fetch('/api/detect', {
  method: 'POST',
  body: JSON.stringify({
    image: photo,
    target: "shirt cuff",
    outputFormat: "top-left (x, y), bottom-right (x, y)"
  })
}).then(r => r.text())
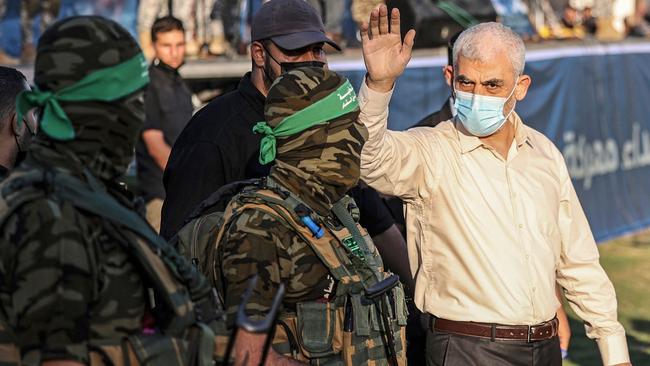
top-left (358, 77), bottom-right (394, 116)
top-left (596, 332), bottom-right (630, 365)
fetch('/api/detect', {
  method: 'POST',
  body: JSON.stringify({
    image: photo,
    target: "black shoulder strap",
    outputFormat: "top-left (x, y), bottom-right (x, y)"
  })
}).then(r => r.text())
top-left (185, 178), bottom-right (262, 225)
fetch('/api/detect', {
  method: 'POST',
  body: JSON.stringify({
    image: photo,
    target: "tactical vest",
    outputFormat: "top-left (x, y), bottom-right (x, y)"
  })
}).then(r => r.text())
top-left (0, 165), bottom-right (226, 366)
top-left (175, 178), bottom-right (408, 366)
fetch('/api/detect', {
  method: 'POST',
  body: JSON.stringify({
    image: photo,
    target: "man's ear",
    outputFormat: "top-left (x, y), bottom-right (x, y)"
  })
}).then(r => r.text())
top-left (251, 41), bottom-right (266, 68)
top-left (11, 112), bottom-right (24, 137)
top-left (514, 74), bottom-right (531, 101)
top-left (443, 65), bottom-right (454, 88)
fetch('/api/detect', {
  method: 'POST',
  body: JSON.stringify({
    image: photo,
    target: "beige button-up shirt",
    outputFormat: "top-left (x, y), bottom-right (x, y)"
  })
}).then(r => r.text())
top-left (358, 83), bottom-right (629, 365)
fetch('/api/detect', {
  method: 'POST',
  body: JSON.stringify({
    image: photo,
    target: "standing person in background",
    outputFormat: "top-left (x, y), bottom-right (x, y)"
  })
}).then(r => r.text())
top-left (582, 6), bottom-right (598, 34)
top-left (20, 0), bottom-right (60, 63)
top-left (137, 0), bottom-right (195, 59)
top-left (136, 16), bottom-right (193, 233)
top-left (351, 0), bottom-right (384, 28)
top-left (306, 0), bottom-right (346, 49)
top-left (0, 67), bottom-right (36, 179)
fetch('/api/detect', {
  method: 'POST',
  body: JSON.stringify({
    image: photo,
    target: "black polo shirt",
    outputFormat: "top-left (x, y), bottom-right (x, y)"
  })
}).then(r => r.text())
top-left (160, 72), bottom-right (395, 241)
top-left (136, 61), bottom-right (193, 202)
top-left (161, 73), bottom-right (268, 239)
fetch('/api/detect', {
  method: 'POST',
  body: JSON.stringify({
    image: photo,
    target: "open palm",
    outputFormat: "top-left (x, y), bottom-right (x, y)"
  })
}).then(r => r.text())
top-left (361, 5), bottom-right (416, 90)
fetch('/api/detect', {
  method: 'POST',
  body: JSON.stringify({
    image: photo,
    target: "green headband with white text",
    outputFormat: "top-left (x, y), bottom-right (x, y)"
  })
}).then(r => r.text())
top-left (253, 79), bottom-right (359, 164)
top-left (16, 53), bottom-right (149, 140)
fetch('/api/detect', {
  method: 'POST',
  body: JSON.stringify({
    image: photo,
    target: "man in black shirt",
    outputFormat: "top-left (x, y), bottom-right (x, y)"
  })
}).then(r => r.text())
top-left (161, 1), bottom-right (336, 240)
top-left (136, 16), bottom-right (194, 232)
top-left (162, 0), bottom-right (412, 288)
top-left (0, 67), bottom-right (36, 180)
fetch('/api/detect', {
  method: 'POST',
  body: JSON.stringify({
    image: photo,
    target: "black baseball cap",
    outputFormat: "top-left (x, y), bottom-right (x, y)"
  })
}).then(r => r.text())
top-left (251, 0), bottom-right (341, 51)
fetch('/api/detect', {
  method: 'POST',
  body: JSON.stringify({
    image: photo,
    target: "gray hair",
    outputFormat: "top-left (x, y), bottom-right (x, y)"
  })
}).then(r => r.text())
top-left (452, 22), bottom-right (526, 77)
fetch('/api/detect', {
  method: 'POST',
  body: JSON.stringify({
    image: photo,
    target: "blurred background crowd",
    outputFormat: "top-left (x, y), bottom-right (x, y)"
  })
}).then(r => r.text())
top-left (1, 0), bottom-right (650, 66)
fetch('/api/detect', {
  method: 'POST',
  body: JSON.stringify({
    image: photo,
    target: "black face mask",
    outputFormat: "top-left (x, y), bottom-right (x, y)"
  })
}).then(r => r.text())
top-left (14, 150), bottom-right (27, 166)
top-left (263, 45), bottom-right (325, 83)
top-left (280, 60), bottom-right (325, 74)
top-left (13, 134), bottom-right (28, 166)
top-left (13, 111), bottom-right (37, 166)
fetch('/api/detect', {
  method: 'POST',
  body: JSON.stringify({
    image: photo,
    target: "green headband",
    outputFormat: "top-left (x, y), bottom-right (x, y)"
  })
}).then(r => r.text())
top-left (16, 53), bottom-right (149, 140)
top-left (253, 80), bottom-right (359, 164)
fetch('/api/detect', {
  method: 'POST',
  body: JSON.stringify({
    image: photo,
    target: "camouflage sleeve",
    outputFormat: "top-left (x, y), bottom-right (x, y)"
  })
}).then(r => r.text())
top-left (0, 198), bottom-right (95, 363)
top-left (218, 208), bottom-right (296, 326)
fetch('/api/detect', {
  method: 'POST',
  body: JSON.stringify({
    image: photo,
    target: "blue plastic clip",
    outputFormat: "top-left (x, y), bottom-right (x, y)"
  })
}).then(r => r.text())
top-left (301, 216), bottom-right (324, 238)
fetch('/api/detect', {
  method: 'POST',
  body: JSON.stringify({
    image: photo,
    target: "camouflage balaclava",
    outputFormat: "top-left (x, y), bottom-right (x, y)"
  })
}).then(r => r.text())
top-left (254, 67), bottom-right (368, 216)
top-left (17, 16), bottom-right (148, 181)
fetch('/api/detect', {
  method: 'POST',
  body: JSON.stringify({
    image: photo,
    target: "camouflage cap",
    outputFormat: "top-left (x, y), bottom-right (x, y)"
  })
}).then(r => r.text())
top-left (35, 16), bottom-right (142, 91)
top-left (265, 67), bottom-right (368, 216)
top-left (265, 67), bottom-right (356, 129)
top-left (31, 16), bottom-right (147, 181)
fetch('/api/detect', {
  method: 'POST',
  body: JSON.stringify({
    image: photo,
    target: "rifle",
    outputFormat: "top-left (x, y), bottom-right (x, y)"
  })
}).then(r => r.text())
top-left (364, 274), bottom-right (401, 366)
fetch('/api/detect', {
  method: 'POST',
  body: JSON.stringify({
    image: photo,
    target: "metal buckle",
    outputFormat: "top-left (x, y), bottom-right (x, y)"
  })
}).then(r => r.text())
top-left (526, 325), bottom-right (532, 343)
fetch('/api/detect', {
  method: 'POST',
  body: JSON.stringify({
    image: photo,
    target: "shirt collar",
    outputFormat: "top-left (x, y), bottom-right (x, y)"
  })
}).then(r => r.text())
top-left (455, 111), bottom-right (532, 154)
top-left (152, 58), bottom-right (181, 74)
top-left (238, 72), bottom-right (266, 116)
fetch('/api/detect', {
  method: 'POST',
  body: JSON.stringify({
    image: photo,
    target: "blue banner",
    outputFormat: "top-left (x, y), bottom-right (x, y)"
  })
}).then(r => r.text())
top-left (338, 42), bottom-right (650, 242)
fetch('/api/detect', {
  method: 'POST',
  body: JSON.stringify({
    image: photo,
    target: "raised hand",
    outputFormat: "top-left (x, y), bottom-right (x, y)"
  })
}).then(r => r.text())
top-left (360, 5), bottom-right (416, 92)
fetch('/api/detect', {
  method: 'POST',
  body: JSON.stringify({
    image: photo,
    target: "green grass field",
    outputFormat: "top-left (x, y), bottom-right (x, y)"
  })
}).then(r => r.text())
top-left (563, 233), bottom-right (650, 366)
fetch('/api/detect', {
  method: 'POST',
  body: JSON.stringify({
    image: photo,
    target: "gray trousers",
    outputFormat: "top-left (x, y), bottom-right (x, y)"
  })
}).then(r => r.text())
top-left (426, 329), bottom-right (562, 366)
top-left (305, 0), bottom-right (345, 34)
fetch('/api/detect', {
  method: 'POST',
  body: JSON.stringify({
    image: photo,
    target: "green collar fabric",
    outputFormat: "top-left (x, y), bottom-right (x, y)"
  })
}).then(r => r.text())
top-left (253, 80), bottom-right (359, 164)
top-left (16, 53), bottom-right (149, 140)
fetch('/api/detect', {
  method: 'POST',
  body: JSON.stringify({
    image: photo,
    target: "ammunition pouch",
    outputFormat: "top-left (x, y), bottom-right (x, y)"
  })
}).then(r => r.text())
top-left (271, 285), bottom-right (408, 366)
top-left (88, 323), bottom-right (216, 366)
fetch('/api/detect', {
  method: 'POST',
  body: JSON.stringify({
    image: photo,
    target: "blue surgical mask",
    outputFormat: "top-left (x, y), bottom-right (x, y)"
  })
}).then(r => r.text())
top-left (453, 85), bottom-right (517, 137)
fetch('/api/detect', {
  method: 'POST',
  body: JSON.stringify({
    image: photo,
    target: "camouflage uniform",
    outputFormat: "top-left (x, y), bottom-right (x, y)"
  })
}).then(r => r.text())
top-left (215, 68), bottom-right (407, 365)
top-left (0, 17), bottom-right (220, 365)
